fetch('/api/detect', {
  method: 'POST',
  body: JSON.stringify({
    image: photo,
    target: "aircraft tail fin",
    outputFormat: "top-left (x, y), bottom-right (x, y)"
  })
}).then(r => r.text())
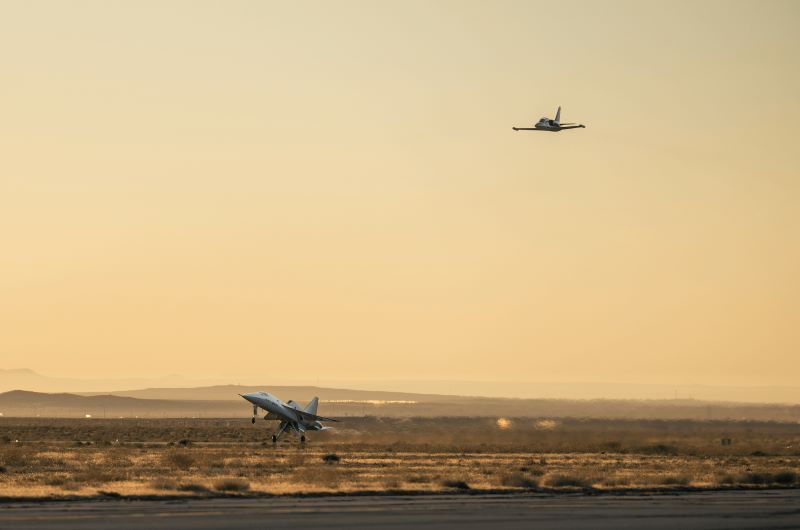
top-left (304, 397), bottom-right (319, 415)
top-left (555, 106), bottom-right (561, 124)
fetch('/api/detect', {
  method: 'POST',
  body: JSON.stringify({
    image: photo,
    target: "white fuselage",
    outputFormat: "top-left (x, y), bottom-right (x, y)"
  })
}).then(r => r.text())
top-left (242, 391), bottom-right (291, 418)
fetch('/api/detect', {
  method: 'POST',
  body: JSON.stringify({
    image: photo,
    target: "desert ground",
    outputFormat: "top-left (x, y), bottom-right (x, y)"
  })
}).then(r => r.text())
top-left (1, 417), bottom-right (798, 499)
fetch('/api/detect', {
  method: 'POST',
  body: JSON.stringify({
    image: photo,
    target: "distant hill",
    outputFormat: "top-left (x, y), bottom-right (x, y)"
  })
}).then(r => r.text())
top-left (0, 390), bottom-right (244, 418)
top-left (80, 385), bottom-right (458, 402)
top-left (4, 369), bottom-right (800, 404)
top-left (2, 390), bottom-right (800, 422)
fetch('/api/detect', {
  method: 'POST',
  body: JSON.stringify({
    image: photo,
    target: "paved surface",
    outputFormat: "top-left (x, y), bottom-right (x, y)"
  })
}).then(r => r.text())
top-left (1, 490), bottom-right (799, 529)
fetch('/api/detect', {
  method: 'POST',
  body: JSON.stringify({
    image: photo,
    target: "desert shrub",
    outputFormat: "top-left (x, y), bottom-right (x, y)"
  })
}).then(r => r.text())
top-left (322, 453), bottom-right (340, 464)
top-left (545, 474), bottom-right (592, 488)
top-left (658, 474), bottom-right (691, 486)
top-left (178, 482), bottom-right (210, 493)
top-left (177, 439), bottom-right (192, 447)
top-left (98, 490), bottom-right (121, 498)
top-left (738, 472), bottom-right (771, 484)
top-left (735, 471), bottom-right (798, 485)
top-left (527, 465), bottom-right (546, 476)
top-left (212, 478), bottom-right (250, 492)
top-left (773, 471), bottom-right (797, 485)
top-left (500, 473), bottom-right (538, 488)
top-left (441, 479), bottom-right (470, 490)
top-left (716, 473), bottom-right (737, 485)
top-left (750, 450), bottom-right (768, 457)
top-left (0, 465), bottom-right (6, 473)
top-left (405, 475), bottom-right (430, 484)
top-left (639, 444), bottom-right (678, 456)
top-left (162, 450), bottom-right (195, 470)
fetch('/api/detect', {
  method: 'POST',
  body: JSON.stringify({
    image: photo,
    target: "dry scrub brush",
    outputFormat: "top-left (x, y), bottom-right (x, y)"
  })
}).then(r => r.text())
top-left (212, 478), bottom-right (250, 492)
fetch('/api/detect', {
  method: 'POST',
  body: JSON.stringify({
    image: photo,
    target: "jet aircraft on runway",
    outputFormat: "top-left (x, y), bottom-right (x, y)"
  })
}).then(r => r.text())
top-left (240, 391), bottom-right (338, 443)
top-left (512, 106), bottom-right (585, 132)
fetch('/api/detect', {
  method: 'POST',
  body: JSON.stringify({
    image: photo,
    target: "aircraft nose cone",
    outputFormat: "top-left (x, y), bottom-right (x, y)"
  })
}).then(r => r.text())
top-left (240, 393), bottom-right (257, 404)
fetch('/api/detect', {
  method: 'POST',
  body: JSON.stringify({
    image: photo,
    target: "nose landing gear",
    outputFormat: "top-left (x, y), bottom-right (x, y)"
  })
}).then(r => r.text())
top-left (251, 404), bottom-right (257, 424)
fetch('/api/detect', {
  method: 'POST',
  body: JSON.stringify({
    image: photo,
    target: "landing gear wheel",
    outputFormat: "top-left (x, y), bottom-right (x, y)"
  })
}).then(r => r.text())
top-left (300, 435), bottom-right (306, 443)
top-left (251, 417), bottom-right (256, 424)
top-left (271, 434), bottom-right (277, 444)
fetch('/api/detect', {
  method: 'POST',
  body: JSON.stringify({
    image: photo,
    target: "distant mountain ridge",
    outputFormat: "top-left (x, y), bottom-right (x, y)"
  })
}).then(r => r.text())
top-left (79, 385), bottom-right (458, 402)
top-left (2, 389), bottom-right (800, 422)
top-left (3, 369), bottom-right (800, 404)
top-left (0, 390), bottom-right (243, 418)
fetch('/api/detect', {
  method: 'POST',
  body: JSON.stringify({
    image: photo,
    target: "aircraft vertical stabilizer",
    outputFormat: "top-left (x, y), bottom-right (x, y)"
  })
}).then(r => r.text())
top-left (304, 397), bottom-right (319, 415)
top-left (555, 106), bottom-right (561, 124)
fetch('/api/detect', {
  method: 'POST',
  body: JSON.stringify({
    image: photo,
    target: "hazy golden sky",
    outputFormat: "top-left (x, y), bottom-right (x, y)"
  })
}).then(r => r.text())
top-left (1, 1), bottom-right (798, 386)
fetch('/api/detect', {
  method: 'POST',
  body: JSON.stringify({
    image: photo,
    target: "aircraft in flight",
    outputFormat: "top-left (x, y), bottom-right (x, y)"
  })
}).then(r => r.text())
top-left (240, 391), bottom-right (338, 443)
top-left (512, 106), bottom-right (586, 132)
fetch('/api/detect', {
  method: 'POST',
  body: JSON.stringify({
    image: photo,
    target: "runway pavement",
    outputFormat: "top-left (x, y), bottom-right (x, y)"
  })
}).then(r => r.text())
top-left (1, 490), bottom-right (798, 529)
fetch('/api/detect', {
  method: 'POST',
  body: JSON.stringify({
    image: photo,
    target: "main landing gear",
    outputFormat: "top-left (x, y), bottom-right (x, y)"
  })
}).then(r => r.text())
top-left (271, 434), bottom-right (277, 444)
top-left (300, 435), bottom-right (306, 443)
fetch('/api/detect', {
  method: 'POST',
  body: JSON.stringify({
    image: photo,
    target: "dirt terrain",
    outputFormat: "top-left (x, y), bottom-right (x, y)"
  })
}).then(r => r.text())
top-left (0, 417), bottom-right (798, 498)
